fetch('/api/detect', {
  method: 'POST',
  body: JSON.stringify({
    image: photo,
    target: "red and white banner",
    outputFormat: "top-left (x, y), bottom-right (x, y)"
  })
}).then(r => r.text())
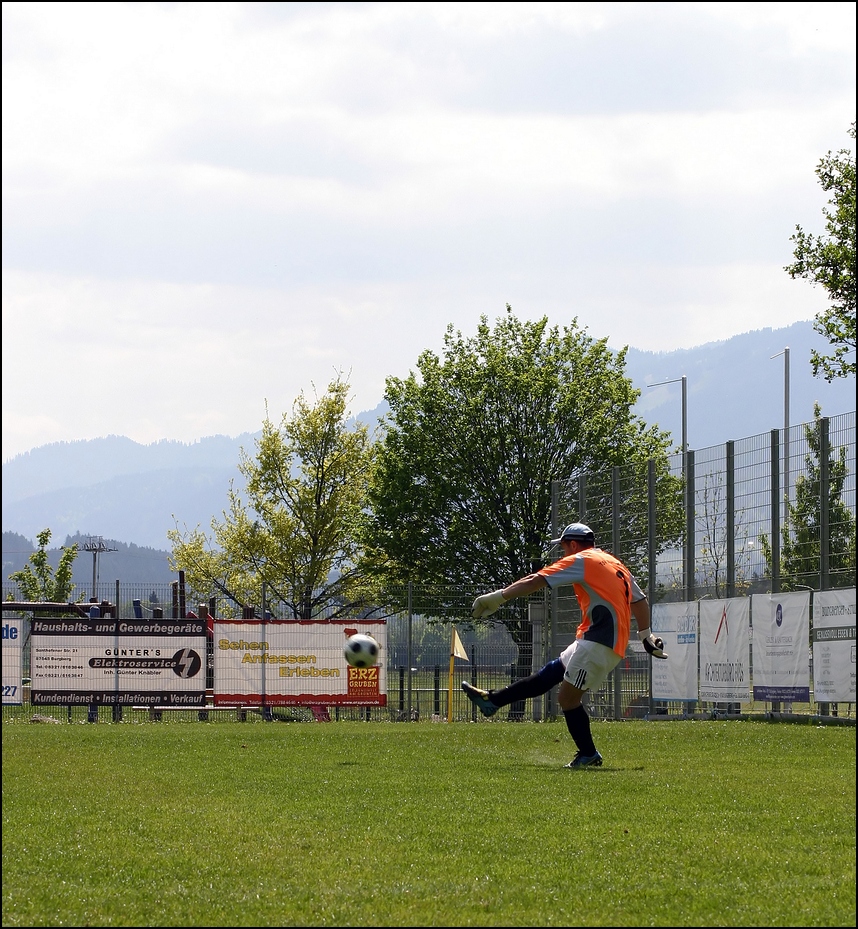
top-left (699, 598), bottom-right (750, 702)
top-left (213, 618), bottom-right (387, 707)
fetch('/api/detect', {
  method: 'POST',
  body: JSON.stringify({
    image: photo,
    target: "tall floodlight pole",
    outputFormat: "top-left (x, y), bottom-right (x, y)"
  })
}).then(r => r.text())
top-left (82, 536), bottom-right (117, 600)
top-left (771, 348), bottom-right (790, 511)
top-left (647, 376), bottom-right (689, 593)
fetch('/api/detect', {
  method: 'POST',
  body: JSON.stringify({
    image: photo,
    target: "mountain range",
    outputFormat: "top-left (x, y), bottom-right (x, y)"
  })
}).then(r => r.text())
top-left (3, 319), bottom-right (855, 586)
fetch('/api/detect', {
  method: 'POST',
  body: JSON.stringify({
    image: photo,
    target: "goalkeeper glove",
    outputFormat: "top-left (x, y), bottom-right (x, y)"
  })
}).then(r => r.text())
top-left (472, 589), bottom-right (507, 619)
top-left (638, 628), bottom-right (668, 659)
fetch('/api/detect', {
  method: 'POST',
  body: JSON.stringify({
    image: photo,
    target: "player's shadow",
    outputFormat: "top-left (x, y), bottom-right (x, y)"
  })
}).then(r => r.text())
top-left (559, 765), bottom-right (646, 772)
top-left (528, 762), bottom-right (646, 772)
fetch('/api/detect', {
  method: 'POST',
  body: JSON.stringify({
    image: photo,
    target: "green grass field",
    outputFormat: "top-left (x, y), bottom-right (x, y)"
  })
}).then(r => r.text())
top-left (2, 719), bottom-right (855, 927)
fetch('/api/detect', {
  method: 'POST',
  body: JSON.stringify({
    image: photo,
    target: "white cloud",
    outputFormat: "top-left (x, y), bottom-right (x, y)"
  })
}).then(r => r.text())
top-left (2, 0), bottom-right (855, 460)
top-left (692, 1), bottom-right (857, 54)
top-left (1, 256), bottom-right (821, 458)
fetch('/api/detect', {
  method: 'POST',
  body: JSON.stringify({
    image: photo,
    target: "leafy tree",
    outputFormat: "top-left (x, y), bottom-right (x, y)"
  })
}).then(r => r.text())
top-left (169, 375), bottom-right (380, 618)
top-left (7, 528), bottom-right (79, 602)
top-left (760, 405), bottom-right (856, 590)
top-left (785, 122), bottom-right (856, 381)
top-left (360, 307), bottom-right (682, 681)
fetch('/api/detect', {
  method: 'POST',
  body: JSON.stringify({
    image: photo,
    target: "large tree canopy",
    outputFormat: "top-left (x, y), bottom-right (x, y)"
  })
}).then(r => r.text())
top-left (360, 308), bottom-right (680, 607)
top-left (169, 375), bottom-right (379, 618)
top-left (785, 122), bottom-right (856, 381)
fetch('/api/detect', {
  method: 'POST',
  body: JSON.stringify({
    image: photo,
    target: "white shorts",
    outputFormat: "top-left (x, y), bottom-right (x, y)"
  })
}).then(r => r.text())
top-left (559, 639), bottom-right (622, 693)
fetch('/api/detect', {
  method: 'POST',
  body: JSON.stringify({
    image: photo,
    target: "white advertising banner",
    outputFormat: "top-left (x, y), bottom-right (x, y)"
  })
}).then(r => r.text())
top-left (699, 598), bottom-right (750, 702)
top-left (751, 591), bottom-right (811, 702)
top-left (651, 602), bottom-right (698, 702)
top-left (214, 619), bottom-right (387, 707)
top-left (812, 588), bottom-right (856, 703)
top-left (29, 616), bottom-right (207, 707)
top-left (2, 614), bottom-right (25, 705)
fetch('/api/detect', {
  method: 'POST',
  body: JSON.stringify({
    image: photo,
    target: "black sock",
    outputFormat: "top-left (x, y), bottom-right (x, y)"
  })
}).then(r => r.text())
top-left (563, 705), bottom-right (596, 756)
top-left (489, 677), bottom-right (541, 708)
top-left (488, 661), bottom-right (565, 708)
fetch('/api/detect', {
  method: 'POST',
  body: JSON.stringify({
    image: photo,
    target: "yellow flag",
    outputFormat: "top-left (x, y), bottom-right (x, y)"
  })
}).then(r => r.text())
top-left (451, 627), bottom-right (469, 661)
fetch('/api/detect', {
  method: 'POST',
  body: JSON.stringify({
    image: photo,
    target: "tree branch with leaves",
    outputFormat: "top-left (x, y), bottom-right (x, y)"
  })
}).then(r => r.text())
top-left (785, 122), bottom-right (856, 381)
top-left (7, 528), bottom-right (79, 603)
top-left (169, 374), bottom-right (382, 618)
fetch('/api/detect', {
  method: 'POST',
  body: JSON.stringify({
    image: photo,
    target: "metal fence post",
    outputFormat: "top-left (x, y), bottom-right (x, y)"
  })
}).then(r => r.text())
top-left (685, 450), bottom-right (696, 601)
top-left (771, 429), bottom-right (781, 595)
top-left (407, 581), bottom-right (413, 721)
top-left (685, 450), bottom-right (696, 714)
top-left (769, 430), bottom-right (782, 713)
top-left (726, 440), bottom-right (735, 599)
top-left (113, 579), bottom-right (122, 723)
top-left (549, 479), bottom-right (561, 720)
top-left (612, 465), bottom-right (622, 719)
top-left (820, 416), bottom-right (830, 590)
top-left (529, 601), bottom-right (544, 721)
top-left (647, 459), bottom-right (657, 715)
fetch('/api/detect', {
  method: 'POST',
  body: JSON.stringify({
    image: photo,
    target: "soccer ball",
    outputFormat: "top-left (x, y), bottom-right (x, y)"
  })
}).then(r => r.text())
top-left (343, 633), bottom-right (380, 668)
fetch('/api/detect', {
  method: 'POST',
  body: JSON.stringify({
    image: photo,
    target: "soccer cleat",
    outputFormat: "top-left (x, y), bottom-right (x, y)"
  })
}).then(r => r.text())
top-left (461, 681), bottom-right (498, 717)
top-left (564, 751), bottom-right (603, 768)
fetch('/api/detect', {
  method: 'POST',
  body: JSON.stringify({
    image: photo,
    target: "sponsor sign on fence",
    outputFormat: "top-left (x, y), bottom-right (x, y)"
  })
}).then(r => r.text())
top-left (29, 617), bottom-right (207, 707)
top-left (213, 619), bottom-right (387, 707)
top-left (812, 589), bottom-right (856, 703)
top-left (751, 592), bottom-right (811, 702)
top-left (699, 598), bottom-right (750, 702)
top-left (652, 602), bottom-right (698, 702)
top-left (2, 616), bottom-right (24, 705)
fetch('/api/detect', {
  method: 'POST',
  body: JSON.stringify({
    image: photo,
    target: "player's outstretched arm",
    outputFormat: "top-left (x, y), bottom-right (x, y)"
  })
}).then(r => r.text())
top-left (471, 574), bottom-right (547, 619)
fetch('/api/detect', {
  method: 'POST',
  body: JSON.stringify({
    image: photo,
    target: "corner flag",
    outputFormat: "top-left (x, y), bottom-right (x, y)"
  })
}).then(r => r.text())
top-left (451, 627), bottom-right (469, 662)
top-left (447, 627), bottom-right (469, 722)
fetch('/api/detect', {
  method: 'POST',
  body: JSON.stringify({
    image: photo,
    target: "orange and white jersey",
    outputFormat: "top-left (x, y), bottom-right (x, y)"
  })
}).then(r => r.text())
top-left (538, 548), bottom-right (645, 657)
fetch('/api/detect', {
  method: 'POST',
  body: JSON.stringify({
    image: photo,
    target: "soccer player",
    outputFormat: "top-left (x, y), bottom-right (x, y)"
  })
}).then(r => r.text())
top-left (464, 522), bottom-right (667, 768)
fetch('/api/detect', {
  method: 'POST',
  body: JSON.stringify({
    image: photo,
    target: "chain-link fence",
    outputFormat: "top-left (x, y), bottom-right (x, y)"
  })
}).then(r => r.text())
top-left (3, 412), bottom-right (854, 725)
top-left (552, 411), bottom-right (856, 599)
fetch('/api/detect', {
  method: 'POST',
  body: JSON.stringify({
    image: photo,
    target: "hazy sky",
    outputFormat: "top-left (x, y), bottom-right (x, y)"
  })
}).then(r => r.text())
top-left (3, 2), bottom-right (855, 461)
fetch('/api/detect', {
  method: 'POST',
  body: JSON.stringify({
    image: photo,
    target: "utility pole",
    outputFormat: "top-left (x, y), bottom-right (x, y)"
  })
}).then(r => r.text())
top-left (82, 536), bottom-right (117, 600)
